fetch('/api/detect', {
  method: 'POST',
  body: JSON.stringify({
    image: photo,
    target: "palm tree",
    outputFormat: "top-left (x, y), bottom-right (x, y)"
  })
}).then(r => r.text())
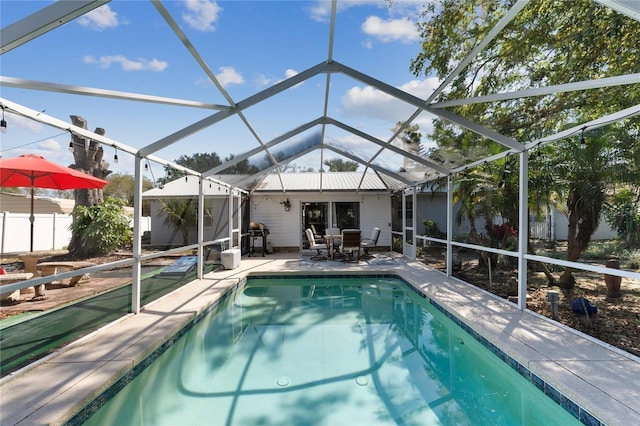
top-left (547, 128), bottom-right (631, 289)
top-left (159, 199), bottom-right (197, 246)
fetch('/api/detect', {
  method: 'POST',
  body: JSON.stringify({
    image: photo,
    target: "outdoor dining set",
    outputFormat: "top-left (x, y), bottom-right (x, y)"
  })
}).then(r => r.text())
top-left (305, 226), bottom-right (380, 262)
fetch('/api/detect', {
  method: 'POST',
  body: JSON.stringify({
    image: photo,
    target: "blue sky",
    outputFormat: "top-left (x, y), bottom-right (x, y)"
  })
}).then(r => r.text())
top-left (0, 0), bottom-right (439, 176)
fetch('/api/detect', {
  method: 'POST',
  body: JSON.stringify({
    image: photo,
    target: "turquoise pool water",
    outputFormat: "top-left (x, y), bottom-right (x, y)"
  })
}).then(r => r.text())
top-left (81, 276), bottom-right (582, 425)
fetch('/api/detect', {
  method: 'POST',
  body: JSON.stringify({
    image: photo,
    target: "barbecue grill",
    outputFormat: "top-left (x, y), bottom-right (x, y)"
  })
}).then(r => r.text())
top-left (248, 222), bottom-right (270, 256)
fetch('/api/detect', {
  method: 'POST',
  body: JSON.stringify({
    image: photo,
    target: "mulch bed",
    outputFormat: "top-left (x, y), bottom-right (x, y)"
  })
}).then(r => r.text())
top-left (419, 249), bottom-right (640, 358)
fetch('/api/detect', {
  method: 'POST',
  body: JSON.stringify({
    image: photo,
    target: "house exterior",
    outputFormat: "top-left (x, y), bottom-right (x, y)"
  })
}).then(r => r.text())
top-left (141, 176), bottom-right (234, 248)
top-left (142, 172), bottom-right (400, 252)
top-left (141, 172), bottom-right (618, 254)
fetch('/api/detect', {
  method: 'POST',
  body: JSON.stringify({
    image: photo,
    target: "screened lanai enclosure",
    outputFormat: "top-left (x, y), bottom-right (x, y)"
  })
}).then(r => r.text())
top-left (1, 0), bottom-right (639, 336)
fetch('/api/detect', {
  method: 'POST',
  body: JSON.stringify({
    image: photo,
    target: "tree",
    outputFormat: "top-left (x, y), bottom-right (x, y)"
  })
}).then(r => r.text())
top-left (546, 127), bottom-right (638, 287)
top-left (220, 154), bottom-right (259, 174)
top-left (174, 152), bottom-right (222, 173)
top-left (161, 152), bottom-right (222, 185)
top-left (68, 115), bottom-right (112, 255)
top-left (69, 115), bottom-right (111, 204)
top-left (163, 152), bottom-right (259, 184)
top-left (393, 121), bottom-right (423, 172)
top-left (410, 0), bottom-right (640, 286)
top-left (323, 158), bottom-right (358, 172)
top-left (280, 163), bottom-right (314, 173)
top-left (604, 189), bottom-right (640, 248)
top-left (104, 173), bottom-right (154, 206)
top-left (159, 199), bottom-right (198, 246)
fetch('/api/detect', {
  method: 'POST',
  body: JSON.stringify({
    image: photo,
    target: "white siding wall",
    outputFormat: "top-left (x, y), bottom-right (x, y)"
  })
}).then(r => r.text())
top-left (249, 193), bottom-right (391, 250)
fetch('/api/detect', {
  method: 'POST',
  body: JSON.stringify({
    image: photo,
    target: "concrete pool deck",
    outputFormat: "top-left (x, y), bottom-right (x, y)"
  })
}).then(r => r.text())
top-left (1, 253), bottom-right (638, 425)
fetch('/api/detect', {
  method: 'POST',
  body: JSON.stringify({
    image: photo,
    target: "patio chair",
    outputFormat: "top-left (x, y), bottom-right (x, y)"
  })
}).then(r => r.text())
top-left (340, 229), bottom-right (362, 262)
top-left (310, 224), bottom-right (324, 243)
top-left (305, 228), bottom-right (327, 260)
top-left (360, 227), bottom-right (380, 259)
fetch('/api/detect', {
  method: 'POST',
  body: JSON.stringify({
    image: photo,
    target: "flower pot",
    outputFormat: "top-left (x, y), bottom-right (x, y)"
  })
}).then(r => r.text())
top-left (604, 259), bottom-right (622, 302)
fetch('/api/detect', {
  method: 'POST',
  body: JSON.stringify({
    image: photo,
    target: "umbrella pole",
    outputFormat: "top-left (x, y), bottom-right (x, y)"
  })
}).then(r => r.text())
top-left (30, 185), bottom-right (35, 252)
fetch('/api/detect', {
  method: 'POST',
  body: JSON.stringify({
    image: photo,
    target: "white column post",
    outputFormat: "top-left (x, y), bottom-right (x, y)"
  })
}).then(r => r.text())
top-left (236, 190), bottom-right (242, 254)
top-left (197, 178), bottom-right (204, 280)
top-left (228, 188), bottom-right (233, 248)
top-left (412, 186), bottom-right (417, 260)
top-left (52, 212), bottom-right (57, 249)
top-left (517, 151), bottom-right (529, 310)
top-left (447, 175), bottom-right (453, 277)
top-left (131, 156), bottom-right (143, 314)
top-left (402, 190), bottom-right (406, 254)
top-left (1, 212), bottom-right (7, 253)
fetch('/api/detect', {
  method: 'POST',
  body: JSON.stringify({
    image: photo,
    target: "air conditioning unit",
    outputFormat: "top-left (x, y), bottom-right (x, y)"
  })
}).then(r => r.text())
top-left (221, 249), bottom-right (241, 270)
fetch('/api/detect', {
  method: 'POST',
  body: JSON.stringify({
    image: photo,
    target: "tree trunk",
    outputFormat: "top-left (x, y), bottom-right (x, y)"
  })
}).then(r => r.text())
top-left (468, 215), bottom-right (489, 268)
top-left (559, 188), bottom-right (602, 289)
top-left (559, 207), bottom-right (580, 289)
top-left (68, 115), bottom-right (112, 257)
top-left (528, 240), bottom-right (556, 284)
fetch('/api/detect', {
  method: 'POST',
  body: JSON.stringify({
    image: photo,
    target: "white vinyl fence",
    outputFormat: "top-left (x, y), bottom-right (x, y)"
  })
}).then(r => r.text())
top-left (529, 211), bottom-right (616, 241)
top-left (0, 212), bottom-right (150, 253)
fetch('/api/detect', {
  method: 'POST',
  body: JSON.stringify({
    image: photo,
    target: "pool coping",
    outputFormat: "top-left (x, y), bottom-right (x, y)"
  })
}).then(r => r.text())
top-left (0, 253), bottom-right (638, 425)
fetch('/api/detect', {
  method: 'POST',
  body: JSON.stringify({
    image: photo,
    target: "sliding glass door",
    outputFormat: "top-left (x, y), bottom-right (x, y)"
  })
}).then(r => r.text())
top-left (333, 202), bottom-right (360, 230)
top-left (301, 201), bottom-right (360, 249)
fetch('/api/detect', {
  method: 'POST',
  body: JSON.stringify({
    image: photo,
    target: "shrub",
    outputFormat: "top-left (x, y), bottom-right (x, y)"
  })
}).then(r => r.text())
top-left (603, 189), bottom-right (640, 248)
top-left (423, 220), bottom-right (446, 238)
top-left (70, 196), bottom-right (132, 257)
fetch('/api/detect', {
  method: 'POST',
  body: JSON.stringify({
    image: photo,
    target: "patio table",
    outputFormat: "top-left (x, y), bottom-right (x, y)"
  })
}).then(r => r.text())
top-left (17, 250), bottom-right (69, 296)
top-left (323, 234), bottom-right (342, 260)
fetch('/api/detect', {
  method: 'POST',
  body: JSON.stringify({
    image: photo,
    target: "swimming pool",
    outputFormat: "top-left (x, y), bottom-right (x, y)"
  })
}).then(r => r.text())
top-left (77, 275), bottom-right (584, 425)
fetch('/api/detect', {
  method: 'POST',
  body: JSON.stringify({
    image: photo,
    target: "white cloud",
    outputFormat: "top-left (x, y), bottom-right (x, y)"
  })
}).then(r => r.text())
top-left (77, 5), bottom-right (119, 30)
top-left (182, 0), bottom-right (223, 32)
top-left (361, 16), bottom-right (419, 43)
top-left (341, 78), bottom-right (439, 123)
top-left (39, 138), bottom-right (62, 151)
top-left (255, 74), bottom-right (272, 87)
top-left (285, 69), bottom-right (298, 79)
top-left (307, 1), bottom-right (333, 23)
top-left (398, 79), bottom-right (438, 99)
top-left (255, 69), bottom-right (301, 88)
top-left (7, 113), bottom-right (44, 132)
top-left (83, 55), bottom-right (168, 72)
top-left (308, 0), bottom-right (385, 23)
top-left (216, 66), bottom-right (244, 85)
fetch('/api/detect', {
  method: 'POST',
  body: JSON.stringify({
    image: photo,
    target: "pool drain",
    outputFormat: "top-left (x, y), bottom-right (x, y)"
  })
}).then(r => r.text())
top-left (275, 376), bottom-right (291, 387)
top-left (355, 376), bottom-right (369, 386)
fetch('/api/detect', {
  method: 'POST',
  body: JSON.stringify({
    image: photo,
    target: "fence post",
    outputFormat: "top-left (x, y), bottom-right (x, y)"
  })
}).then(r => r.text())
top-left (52, 212), bottom-right (57, 250)
top-left (1, 212), bottom-right (7, 254)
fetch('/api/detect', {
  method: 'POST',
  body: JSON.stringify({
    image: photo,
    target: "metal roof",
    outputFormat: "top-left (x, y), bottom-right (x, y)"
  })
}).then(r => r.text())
top-left (253, 171), bottom-right (404, 192)
top-left (2, 0), bottom-right (639, 194)
top-left (142, 175), bottom-right (229, 199)
top-left (142, 171), bottom-right (403, 197)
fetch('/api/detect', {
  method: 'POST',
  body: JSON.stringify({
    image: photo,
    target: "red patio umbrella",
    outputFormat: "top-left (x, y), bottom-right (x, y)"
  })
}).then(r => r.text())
top-left (0, 154), bottom-right (109, 251)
